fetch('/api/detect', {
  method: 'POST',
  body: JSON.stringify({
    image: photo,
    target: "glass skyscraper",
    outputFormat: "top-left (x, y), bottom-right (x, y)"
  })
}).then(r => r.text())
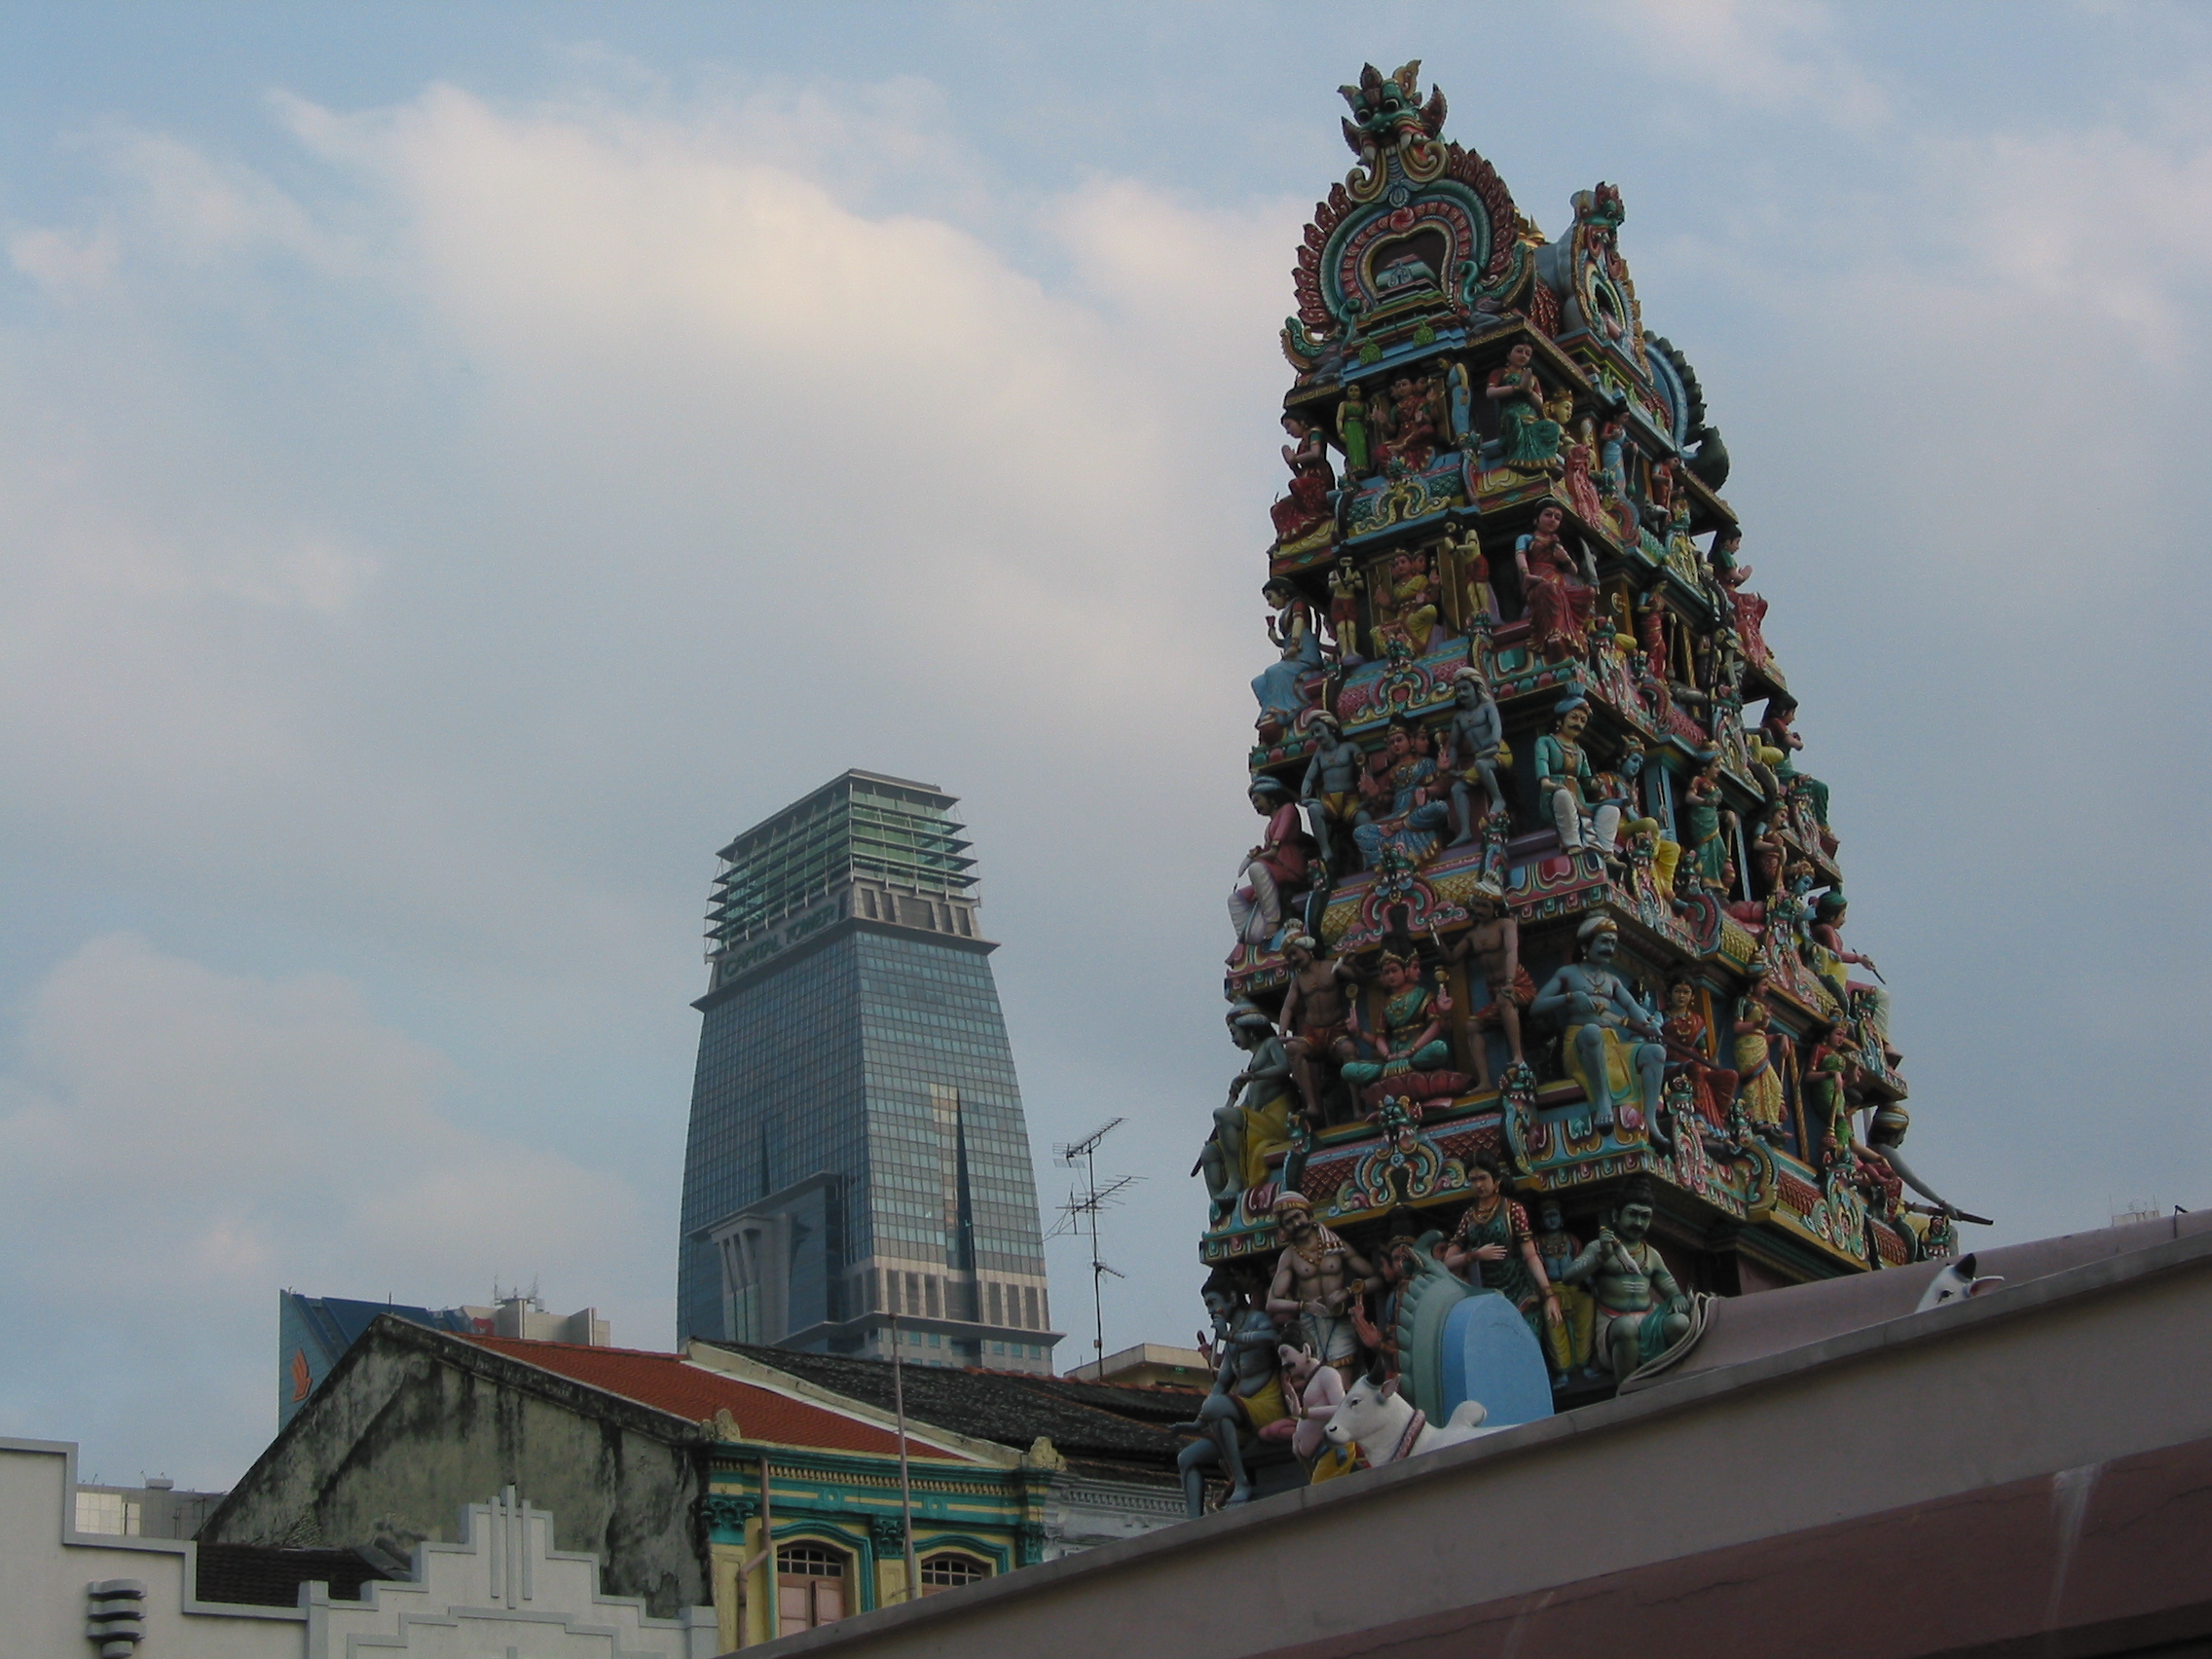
top-left (676, 771), bottom-right (1059, 1372)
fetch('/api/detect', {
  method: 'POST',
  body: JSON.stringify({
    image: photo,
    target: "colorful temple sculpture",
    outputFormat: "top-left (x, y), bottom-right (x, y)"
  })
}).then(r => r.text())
top-left (1194, 61), bottom-right (1979, 1507)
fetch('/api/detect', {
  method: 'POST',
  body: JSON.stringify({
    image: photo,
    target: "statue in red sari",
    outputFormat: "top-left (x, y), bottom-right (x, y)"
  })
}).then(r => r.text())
top-left (1513, 501), bottom-right (1598, 663)
top-left (1564, 441), bottom-right (1606, 530)
top-left (1726, 569), bottom-right (1774, 673)
top-left (1660, 980), bottom-right (1738, 1132)
top-left (1271, 414), bottom-right (1337, 546)
top-left (1378, 371), bottom-right (1444, 470)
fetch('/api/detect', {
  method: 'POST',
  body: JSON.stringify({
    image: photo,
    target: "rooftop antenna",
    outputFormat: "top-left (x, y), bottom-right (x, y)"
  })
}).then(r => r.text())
top-left (1048, 1118), bottom-right (1139, 1372)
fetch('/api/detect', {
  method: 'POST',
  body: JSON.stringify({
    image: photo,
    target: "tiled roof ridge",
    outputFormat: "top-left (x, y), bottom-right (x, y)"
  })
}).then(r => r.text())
top-left (695, 1342), bottom-right (1199, 1397)
top-left (967, 1364), bottom-right (1205, 1396)
top-left (1013, 1373), bottom-right (1207, 1397)
top-left (697, 1344), bottom-right (1192, 1464)
top-left (471, 1335), bottom-right (675, 1361)
top-left (461, 1335), bottom-right (970, 1462)
top-left (983, 1382), bottom-right (1200, 1444)
top-left (680, 1345), bottom-right (1022, 1468)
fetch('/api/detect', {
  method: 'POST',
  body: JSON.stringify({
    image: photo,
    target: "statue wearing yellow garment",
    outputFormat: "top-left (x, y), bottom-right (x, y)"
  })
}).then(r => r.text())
top-left (1530, 914), bottom-right (1669, 1140)
top-left (1199, 1004), bottom-right (1297, 1227)
top-left (1533, 1199), bottom-right (1598, 1380)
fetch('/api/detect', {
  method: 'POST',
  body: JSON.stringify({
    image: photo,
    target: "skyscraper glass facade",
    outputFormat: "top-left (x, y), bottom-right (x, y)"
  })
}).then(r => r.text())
top-left (677, 772), bottom-right (1057, 1370)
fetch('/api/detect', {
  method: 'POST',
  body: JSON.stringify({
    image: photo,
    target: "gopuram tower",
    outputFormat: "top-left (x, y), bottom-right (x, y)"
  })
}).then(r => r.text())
top-left (1203, 63), bottom-right (1969, 1421)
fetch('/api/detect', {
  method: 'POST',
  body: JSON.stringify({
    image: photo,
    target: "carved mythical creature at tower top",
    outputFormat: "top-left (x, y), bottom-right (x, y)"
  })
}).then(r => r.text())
top-left (1338, 61), bottom-right (1449, 200)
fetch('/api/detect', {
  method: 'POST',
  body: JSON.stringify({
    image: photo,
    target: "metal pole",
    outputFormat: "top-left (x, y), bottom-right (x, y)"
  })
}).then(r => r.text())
top-left (757, 1450), bottom-right (774, 1640)
top-left (891, 1312), bottom-right (919, 1602)
top-left (1088, 1143), bottom-right (1106, 1363)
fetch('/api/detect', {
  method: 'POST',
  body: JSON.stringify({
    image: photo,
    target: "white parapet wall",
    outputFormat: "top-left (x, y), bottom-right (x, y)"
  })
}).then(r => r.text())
top-left (0, 1440), bottom-right (716, 1659)
top-left (313, 1488), bottom-right (718, 1658)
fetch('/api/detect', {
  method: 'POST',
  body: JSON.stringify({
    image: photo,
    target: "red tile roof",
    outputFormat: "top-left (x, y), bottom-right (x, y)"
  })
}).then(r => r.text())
top-left (464, 1337), bottom-right (972, 1461)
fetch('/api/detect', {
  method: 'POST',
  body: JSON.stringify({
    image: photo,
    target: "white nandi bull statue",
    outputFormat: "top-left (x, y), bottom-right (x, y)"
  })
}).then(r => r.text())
top-left (1915, 1251), bottom-right (2003, 1312)
top-left (1325, 1371), bottom-right (1495, 1468)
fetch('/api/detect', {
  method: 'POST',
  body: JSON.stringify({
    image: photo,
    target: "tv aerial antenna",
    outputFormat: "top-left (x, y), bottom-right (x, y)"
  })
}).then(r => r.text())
top-left (1048, 1118), bottom-right (1140, 1371)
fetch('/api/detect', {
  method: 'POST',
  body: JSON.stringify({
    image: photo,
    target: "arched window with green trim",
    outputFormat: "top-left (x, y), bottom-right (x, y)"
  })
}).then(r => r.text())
top-left (776, 1540), bottom-right (849, 1635)
top-left (919, 1551), bottom-right (990, 1596)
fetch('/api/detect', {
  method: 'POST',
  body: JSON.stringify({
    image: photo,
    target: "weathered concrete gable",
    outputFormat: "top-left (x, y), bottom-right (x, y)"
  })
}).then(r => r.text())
top-left (203, 1319), bottom-right (710, 1618)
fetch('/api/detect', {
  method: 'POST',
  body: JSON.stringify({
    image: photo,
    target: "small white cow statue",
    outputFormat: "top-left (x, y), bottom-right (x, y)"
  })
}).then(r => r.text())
top-left (1915, 1251), bottom-right (2004, 1312)
top-left (1324, 1373), bottom-right (1493, 1468)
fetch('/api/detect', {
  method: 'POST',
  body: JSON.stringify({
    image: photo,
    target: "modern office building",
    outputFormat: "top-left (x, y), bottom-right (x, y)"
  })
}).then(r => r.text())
top-left (676, 771), bottom-right (1059, 1373)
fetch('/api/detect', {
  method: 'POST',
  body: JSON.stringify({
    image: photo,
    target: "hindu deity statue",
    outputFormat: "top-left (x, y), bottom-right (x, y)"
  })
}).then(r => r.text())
top-left (1443, 523), bottom-right (1496, 628)
top-left (1485, 341), bottom-right (1563, 469)
top-left (1761, 696), bottom-right (1831, 842)
top-left (1559, 1175), bottom-right (1698, 1382)
top-left (1621, 815), bottom-right (1682, 902)
top-left (1708, 526), bottom-right (1749, 589)
top-left (1446, 883), bottom-right (1532, 1090)
top-left (1678, 753), bottom-right (1736, 894)
top-left (1545, 381), bottom-right (1576, 437)
top-left (1379, 370), bottom-right (1446, 470)
top-left (1563, 440), bottom-right (1606, 529)
top-left (1802, 1026), bottom-right (1856, 1166)
top-left (1751, 857), bottom-right (1808, 965)
top-left (1348, 1207), bottom-right (1424, 1383)
top-left (1747, 810), bottom-right (1787, 898)
top-left (1336, 380), bottom-right (1372, 476)
top-left (1228, 777), bottom-right (1312, 947)
top-left (1514, 501), bottom-right (1599, 663)
top-left (1636, 589), bottom-right (1668, 685)
top-left (1530, 915), bottom-right (1667, 1139)
top-left (1373, 547), bottom-right (1450, 656)
top-left (1298, 710), bottom-right (1366, 879)
top-left (1439, 1154), bottom-right (1564, 1346)
top-left (1277, 932), bottom-right (1360, 1126)
top-left (1730, 974), bottom-right (1790, 1142)
top-left (1339, 938), bottom-right (1456, 1104)
top-left (1532, 1200), bottom-right (1596, 1381)
top-left (1596, 418), bottom-right (1637, 542)
top-left (1809, 892), bottom-right (1894, 1063)
top-left (1535, 693), bottom-right (1629, 861)
top-left (1441, 668), bottom-right (1507, 843)
top-left (1660, 980), bottom-right (1738, 1134)
top-left (1271, 413), bottom-right (1337, 546)
top-left (1352, 718), bottom-right (1451, 866)
top-left (1200, 1004), bottom-right (1296, 1226)
top-left (1727, 571), bottom-right (1773, 672)
top-left (1642, 454), bottom-right (1688, 541)
top-left (1174, 1271), bottom-right (1287, 1514)
top-left (1251, 575), bottom-right (1323, 727)
top-left (1265, 1340), bottom-right (1356, 1483)
top-left (1265, 1191), bottom-right (1377, 1382)
top-left (1325, 555), bottom-right (1365, 663)
top-left (1862, 1101), bottom-right (1985, 1229)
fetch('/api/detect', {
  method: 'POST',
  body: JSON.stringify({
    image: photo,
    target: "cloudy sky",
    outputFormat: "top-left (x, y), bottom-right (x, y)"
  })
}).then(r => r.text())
top-left (2, 1), bottom-right (2207, 1488)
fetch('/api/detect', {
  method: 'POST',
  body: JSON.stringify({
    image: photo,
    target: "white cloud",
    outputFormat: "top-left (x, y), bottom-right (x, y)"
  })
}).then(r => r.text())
top-left (0, 936), bottom-right (639, 1482)
top-left (9, 222), bottom-right (118, 289)
top-left (1607, 0), bottom-right (1891, 129)
top-left (1937, 126), bottom-right (2212, 344)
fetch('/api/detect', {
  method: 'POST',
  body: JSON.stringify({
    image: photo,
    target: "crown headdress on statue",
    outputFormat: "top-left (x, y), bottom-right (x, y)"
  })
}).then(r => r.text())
top-left (1375, 932), bottom-right (1421, 973)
